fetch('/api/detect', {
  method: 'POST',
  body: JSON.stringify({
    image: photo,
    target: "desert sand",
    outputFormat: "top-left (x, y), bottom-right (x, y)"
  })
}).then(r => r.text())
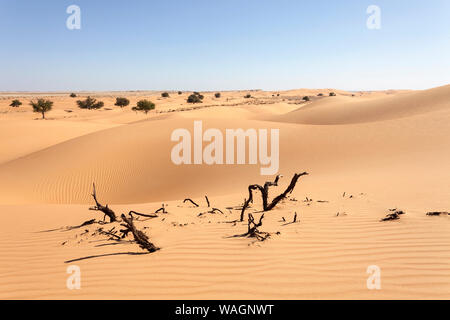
top-left (0, 86), bottom-right (449, 299)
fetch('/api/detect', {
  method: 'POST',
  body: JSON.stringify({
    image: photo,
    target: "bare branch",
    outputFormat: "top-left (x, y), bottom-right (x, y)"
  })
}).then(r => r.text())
top-left (90, 183), bottom-right (117, 222)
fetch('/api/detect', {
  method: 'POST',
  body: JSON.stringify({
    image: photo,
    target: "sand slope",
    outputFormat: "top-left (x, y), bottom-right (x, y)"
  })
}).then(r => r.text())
top-left (271, 85), bottom-right (450, 125)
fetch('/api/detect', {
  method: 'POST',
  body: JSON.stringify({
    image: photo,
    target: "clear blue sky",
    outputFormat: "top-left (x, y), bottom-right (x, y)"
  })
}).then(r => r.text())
top-left (0, 0), bottom-right (449, 91)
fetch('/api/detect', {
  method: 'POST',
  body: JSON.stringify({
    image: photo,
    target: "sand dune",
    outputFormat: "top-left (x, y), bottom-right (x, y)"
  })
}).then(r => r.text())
top-left (271, 85), bottom-right (450, 125)
top-left (0, 86), bottom-right (449, 299)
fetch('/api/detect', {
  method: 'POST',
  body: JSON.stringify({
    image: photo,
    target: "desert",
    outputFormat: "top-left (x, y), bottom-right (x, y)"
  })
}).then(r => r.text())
top-left (0, 86), bottom-right (449, 299)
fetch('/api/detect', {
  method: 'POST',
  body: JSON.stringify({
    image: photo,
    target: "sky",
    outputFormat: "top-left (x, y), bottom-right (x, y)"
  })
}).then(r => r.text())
top-left (0, 0), bottom-right (449, 91)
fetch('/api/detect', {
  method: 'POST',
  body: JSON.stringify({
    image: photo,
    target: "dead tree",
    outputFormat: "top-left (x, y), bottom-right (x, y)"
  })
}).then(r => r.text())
top-left (120, 214), bottom-right (159, 252)
top-left (232, 213), bottom-right (270, 241)
top-left (240, 172), bottom-right (308, 221)
top-left (205, 196), bottom-right (210, 207)
top-left (89, 183), bottom-right (117, 222)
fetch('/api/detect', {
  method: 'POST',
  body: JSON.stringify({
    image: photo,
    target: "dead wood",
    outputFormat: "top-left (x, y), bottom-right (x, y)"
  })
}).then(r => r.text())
top-left (380, 210), bottom-right (405, 222)
top-left (232, 213), bottom-right (270, 241)
top-left (120, 214), bottom-right (159, 252)
top-left (426, 212), bottom-right (449, 216)
top-left (282, 212), bottom-right (300, 226)
top-left (184, 198), bottom-right (199, 207)
top-left (239, 172), bottom-right (308, 221)
top-left (128, 210), bottom-right (158, 219)
top-left (198, 207), bottom-right (224, 217)
top-left (155, 204), bottom-right (167, 214)
top-left (89, 183), bottom-right (117, 222)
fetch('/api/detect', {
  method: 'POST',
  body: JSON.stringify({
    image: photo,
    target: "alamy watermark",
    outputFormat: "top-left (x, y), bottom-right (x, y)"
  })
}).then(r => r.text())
top-left (366, 5), bottom-right (381, 30)
top-left (66, 5), bottom-right (81, 30)
top-left (171, 121), bottom-right (279, 175)
top-left (66, 265), bottom-right (81, 290)
top-left (366, 265), bottom-right (381, 290)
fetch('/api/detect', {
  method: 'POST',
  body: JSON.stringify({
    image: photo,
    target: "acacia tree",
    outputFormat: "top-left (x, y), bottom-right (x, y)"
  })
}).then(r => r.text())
top-left (10, 99), bottom-right (22, 108)
top-left (30, 99), bottom-right (53, 119)
top-left (114, 97), bottom-right (130, 108)
top-left (132, 99), bottom-right (155, 114)
top-left (77, 96), bottom-right (104, 110)
top-left (187, 92), bottom-right (204, 104)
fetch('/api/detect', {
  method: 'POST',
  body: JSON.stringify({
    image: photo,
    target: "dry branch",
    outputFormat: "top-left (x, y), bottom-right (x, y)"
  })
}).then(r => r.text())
top-left (231, 213), bottom-right (270, 241)
top-left (89, 183), bottom-right (117, 222)
top-left (239, 172), bottom-right (308, 221)
top-left (120, 214), bottom-right (159, 252)
top-left (426, 212), bottom-right (449, 216)
top-left (380, 210), bottom-right (405, 222)
top-left (128, 210), bottom-right (158, 219)
top-left (184, 198), bottom-right (199, 207)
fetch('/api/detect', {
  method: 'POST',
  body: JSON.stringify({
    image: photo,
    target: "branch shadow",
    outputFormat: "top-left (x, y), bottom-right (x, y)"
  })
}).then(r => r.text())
top-left (64, 251), bottom-right (151, 264)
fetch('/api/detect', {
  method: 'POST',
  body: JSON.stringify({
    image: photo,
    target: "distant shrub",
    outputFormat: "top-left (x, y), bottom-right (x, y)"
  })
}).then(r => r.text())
top-left (132, 99), bottom-right (155, 114)
top-left (77, 96), bottom-right (104, 110)
top-left (178, 91), bottom-right (183, 95)
top-left (115, 97), bottom-right (130, 108)
top-left (161, 92), bottom-right (170, 98)
top-left (244, 94), bottom-right (252, 99)
top-left (10, 99), bottom-right (22, 108)
top-left (329, 92), bottom-right (336, 96)
top-left (215, 93), bottom-right (221, 98)
top-left (317, 93), bottom-right (324, 97)
top-left (30, 99), bottom-right (53, 119)
top-left (302, 96), bottom-right (310, 101)
top-left (70, 93), bottom-right (77, 98)
top-left (187, 92), bottom-right (204, 104)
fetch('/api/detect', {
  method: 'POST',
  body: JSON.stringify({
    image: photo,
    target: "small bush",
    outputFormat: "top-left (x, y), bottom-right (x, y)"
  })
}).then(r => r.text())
top-left (115, 97), bottom-right (130, 108)
top-left (132, 99), bottom-right (155, 114)
top-left (317, 93), bottom-right (324, 97)
top-left (302, 96), bottom-right (310, 101)
top-left (77, 96), bottom-right (104, 110)
top-left (187, 92), bottom-right (204, 104)
top-left (277, 93), bottom-right (280, 97)
top-left (10, 99), bottom-right (22, 108)
top-left (329, 92), bottom-right (336, 96)
top-left (244, 94), bottom-right (252, 99)
top-left (215, 93), bottom-right (221, 98)
top-left (70, 93), bottom-right (77, 98)
top-left (178, 91), bottom-right (182, 95)
top-left (161, 92), bottom-right (170, 98)
top-left (30, 99), bottom-right (53, 119)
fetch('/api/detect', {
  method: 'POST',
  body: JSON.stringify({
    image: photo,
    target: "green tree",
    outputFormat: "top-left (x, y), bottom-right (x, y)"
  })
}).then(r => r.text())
top-left (329, 92), bottom-right (336, 96)
top-left (161, 92), bottom-right (170, 98)
top-left (187, 92), bottom-right (204, 104)
top-left (10, 99), bottom-right (22, 108)
top-left (77, 96), bottom-right (104, 110)
top-left (178, 91), bottom-right (183, 95)
top-left (30, 99), bottom-right (53, 119)
top-left (70, 93), bottom-right (77, 98)
top-left (132, 100), bottom-right (155, 114)
top-left (215, 93), bottom-right (221, 98)
top-left (244, 94), bottom-right (252, 99)
top-left (302, 96), bottom-right (310, 101)
top-left (115, 97), bottom-right (130, 108)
